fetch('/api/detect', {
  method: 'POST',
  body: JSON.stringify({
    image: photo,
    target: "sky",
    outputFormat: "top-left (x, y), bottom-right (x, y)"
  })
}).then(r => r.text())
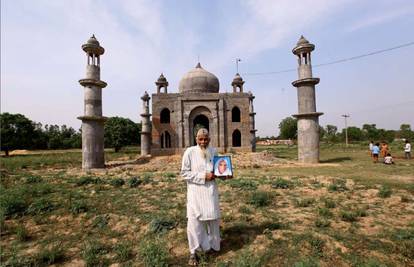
top-left (1, 0), bottom-right (414, 137)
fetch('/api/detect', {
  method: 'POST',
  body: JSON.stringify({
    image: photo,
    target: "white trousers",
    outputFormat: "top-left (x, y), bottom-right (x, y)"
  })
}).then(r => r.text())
top-left (187, 217), bottom-right (220, 254)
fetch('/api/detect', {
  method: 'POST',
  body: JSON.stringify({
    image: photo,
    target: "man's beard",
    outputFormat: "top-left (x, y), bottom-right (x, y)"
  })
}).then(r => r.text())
top-left (200, 145), bottom-right (210, 160)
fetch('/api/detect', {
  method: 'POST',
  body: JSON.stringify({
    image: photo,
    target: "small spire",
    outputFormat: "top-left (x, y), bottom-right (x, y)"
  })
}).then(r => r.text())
top-left (196, 62), bottom-right (202, 68)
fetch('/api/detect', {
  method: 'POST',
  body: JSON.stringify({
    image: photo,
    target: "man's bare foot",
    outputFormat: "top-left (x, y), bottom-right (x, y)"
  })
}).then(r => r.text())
top-left (188, 254), bottom-right (199, 266)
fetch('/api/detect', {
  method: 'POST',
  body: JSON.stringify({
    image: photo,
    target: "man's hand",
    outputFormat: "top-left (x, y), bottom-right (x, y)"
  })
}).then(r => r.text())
top-left (206, 172), bottom-right (215, 181)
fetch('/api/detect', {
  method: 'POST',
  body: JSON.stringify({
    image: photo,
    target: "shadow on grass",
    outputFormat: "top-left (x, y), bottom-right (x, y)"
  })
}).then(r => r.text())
top-left (220, 221), bottom-right (286, 254)
top-left (320, 157), bottom-right (352, 163)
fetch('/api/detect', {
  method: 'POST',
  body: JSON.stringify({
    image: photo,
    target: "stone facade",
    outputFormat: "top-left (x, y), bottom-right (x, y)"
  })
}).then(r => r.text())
top-left (143, 63), bottom-right (256, 156)
top-left (292, 36), bottom-right (323, 163)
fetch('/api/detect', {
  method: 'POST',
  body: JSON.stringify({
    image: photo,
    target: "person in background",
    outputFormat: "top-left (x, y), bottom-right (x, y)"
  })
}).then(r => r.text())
top-left (384, 153), bottom-right (394, 165)
top-left (369, 140), bottom-right (374, 158)
top-left (372, 143), bottom-right (380, 163)
top-left (404, 140), bottom-right (411, 160)
top-left (380, 142), bottom-right (389, 158)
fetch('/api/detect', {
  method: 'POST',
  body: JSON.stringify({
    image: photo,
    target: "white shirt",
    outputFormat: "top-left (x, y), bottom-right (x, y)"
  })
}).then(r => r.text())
top-left (369, 143), bottom-right (374, 151)
top-left (384, 156), bottom-right (393, 164)
top-left (181, 145), bottom-right (220, 221)
top-left (405, 143), bottom-right (411, 152)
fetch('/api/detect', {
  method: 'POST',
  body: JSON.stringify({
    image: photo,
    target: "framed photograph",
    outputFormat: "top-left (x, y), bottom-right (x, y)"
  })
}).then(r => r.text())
top-left (213, 155), bottom-right (233, 177)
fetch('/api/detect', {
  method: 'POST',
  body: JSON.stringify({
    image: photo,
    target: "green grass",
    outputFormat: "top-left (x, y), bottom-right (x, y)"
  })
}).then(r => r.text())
top-left (0, 144), bottom-right (413, 266)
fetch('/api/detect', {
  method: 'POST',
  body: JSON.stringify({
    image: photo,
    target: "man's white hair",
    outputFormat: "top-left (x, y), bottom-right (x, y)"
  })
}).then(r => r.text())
top-left (196, 128), bottom-right (209, 137)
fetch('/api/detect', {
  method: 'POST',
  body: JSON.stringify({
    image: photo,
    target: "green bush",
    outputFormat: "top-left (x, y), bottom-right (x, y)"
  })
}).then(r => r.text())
top-left (139, 237), bottom-right (169, 267)
top-left (249, 191), bottom-right (272, 207)
top-left (25, 175), bottom-right (43, 183)
top-left (82, 240), bottom-right (110, 267)
top-left (228, 179), bottom-right (258, 191)
top-left (271, 177), bottom-right (293, 189)
top-left (27, 198), bottom-right (55, 215)
top-left (15, 224), bottom-right (30, 241)
top-left (92, 215), bottom-right (109, 229)
top-left (323, 198), bottom-right (336, 209)
top-left (378, 186), bottom-right (392, 198)
top-left (233, 249), bottom-right (262, 267)
top-left (128, 176), bottom-right (142, 188)
top-left (315, 218), bottom-right (331, 228)
top-left (317, 207), bottom-right (333, 218)
top-left (294, 198), bottom-right (315, 208)
top-left (328, 179), bottom-right (348, 192)
top-left (110, 178), bottom-right (125, 187)
top-left (70, 199), bottom-right (88, 214)
top-left (35, 244), bottom-right (65, 265)
top-left (149, 217), bottom-right (176, 234)
top-left (76, 176), bottom-right (104, 186)
top-left (114, 241), bottom-right (133, 262)
top-left (0, 189), bottom-right (28, 217)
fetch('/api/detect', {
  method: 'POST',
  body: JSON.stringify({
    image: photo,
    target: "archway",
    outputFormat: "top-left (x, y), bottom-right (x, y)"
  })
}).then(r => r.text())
top-left (193, 114), bottom-right (209, 145)
top-left (232, 129), bottom-right (241, 147)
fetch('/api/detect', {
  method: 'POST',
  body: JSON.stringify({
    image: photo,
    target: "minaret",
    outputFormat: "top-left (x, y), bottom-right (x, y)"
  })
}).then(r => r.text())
top-left (140, 91), bottom-right (151, 156)
top-left (292, 36), bottom-right (323, 163)
top-left (231, 73), bottom-right (244, 93)
top-left (248, 91), bottom-right (257, 152)
top-left (77, 35), bottom-right (107, 169)
top-left (155, 73), bottom-right (168, 94)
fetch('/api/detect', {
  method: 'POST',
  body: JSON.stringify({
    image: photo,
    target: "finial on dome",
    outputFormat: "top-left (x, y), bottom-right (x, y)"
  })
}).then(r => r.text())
top-left (196, 62), bottom-right (202, 68)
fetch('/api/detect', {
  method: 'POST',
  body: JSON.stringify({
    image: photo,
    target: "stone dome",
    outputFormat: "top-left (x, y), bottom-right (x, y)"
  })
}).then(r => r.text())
top-left (179, 63), bottom-right (219, 94)
top-left (87, 34), bottom-right (100, 46)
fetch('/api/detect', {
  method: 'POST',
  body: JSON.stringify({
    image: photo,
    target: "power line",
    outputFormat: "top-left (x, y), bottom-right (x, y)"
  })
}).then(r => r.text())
top-left (243, 41), bottom-right (414, 76)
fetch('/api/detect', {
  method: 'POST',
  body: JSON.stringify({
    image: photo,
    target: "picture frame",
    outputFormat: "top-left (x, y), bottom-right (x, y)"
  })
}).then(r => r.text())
top-left (213, 155), bottom-right (233, 177)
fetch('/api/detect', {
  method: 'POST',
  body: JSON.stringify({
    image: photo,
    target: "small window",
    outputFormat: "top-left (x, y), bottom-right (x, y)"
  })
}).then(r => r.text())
top-left (232, 107), bottom-right (241, 122)
top-left (160, 108), bottom-right (170, 123)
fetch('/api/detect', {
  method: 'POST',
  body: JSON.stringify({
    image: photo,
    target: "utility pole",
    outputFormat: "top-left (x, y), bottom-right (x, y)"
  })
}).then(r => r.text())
top-left (342, 114), bottom-right (350, 147)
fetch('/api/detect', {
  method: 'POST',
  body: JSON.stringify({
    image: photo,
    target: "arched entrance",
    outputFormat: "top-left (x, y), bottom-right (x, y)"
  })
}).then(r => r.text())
top-left (193, 114), bottom-right (209, 145)
top-left (188, 106), bottom-right (212, 146)
top-left (232, 129), bottom-right (241, 147)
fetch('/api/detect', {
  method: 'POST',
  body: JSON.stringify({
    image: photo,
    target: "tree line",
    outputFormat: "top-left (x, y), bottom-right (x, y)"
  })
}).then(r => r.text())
top-left (0, 113), bottom-right (141, 156)
top-left (272, 116), bottom-right (414, 143)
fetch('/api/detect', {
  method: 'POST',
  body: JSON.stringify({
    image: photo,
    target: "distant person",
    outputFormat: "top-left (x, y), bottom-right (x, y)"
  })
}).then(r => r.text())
top-left (380, 142), bottom-right (389, 158)
top-left (405, 140), bottom-right (411, 159)
top-left (372, 143), bottom-right (380, 163)
top-left (384, 153), bottom-right (394, 165)
top-left (369, 141), bottom-right (374, 157)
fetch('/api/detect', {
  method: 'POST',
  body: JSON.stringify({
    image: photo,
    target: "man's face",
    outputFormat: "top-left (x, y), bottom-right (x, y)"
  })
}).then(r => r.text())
top-left (218, 160), bottom-right (227, 174)
top-left (196, 134), bottom-right (210, 148)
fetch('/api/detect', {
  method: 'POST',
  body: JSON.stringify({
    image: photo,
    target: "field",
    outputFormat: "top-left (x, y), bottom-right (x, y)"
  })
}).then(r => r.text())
top-left (1, 143), bottom-right (413, 266)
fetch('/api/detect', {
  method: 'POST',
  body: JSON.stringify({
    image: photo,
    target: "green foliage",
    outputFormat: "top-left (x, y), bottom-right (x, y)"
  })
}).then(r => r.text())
top-left (25, 175), bottom-right (43, 183)
top-left (34, 244), bottom-right (65, 265)
top-left (114, 241), bottom-right (133, 262)
top-left (317, 207), bottom-right (333, 218)
top-left (27, 197), bottom-right (55, 215)
top-left (227, 179), bottom-right (258, 190)
top-left (70, 199), bottom-right (89, 214)
top-left (149, 217), bottom-right (176, 234)
top-left (109, 178), bottom-right (125, 187)
top-left (378, 186), bottom-right (392, 198)
top-left (0, 189), bottom-right (29, 217)
top-left (0, 113), bottom-right (35, 155)
top-left (315, 218), bottom-right (331, 228)
top-left (328, 179), bottom-right (348, 192)
top-left (271, 177), bottom-right (293, 189)
top-left (249, 191), bottom-right (272, 207)
top-left (76, 176), bottom-right (104, 186)
top-left (293, 257), bottom-right (320, 267)
top-left (104, 116), bottom-right (141, 152)
top-left (279, 116), bottom-right (297, 139)
top-left (233, 249), bottom-right (263, 267)
top-left (92, 215), bottom-right (110, 229)
top-left (294, 198), bottom-right (315, 208)
top-left (324, 125), bottom-right (338, 143)
top-left (82, 240), bottom-right (110, 267)
top-left (340, 208), bottom-right (367, 222)
top-left (139, 237), bottom-right (169, 267)
top-left (323, 198), bottom-right (336, 209)
top-left (15, 224), bottom-right (30, 241)
top-left (127, 176), bottom-right (142, 188)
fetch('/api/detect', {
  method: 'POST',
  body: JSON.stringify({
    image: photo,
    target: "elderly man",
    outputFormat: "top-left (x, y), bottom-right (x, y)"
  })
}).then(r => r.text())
top-left (181, 128), bottom-right (224, 266)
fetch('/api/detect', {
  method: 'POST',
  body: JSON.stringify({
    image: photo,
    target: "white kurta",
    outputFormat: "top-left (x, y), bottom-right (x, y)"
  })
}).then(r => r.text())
top-left (181, 145), bottom-right (220, 221)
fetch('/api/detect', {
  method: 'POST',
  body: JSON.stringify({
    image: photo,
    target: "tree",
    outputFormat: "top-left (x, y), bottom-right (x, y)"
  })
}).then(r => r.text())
top-left (104, 117), bottom-right (141, 152)
top-left (0, 113), bottom-right (35, 156)
top-left (399, 124), bottom-right (414, 140)
top-left (325, 124), bottom-right (338, 142)
top-left (278, 117), bottom-right (297, 139)
top-left (362, 124), bottom-right (379, 140)
top-left (342, 127), bottom-right (363, 141)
